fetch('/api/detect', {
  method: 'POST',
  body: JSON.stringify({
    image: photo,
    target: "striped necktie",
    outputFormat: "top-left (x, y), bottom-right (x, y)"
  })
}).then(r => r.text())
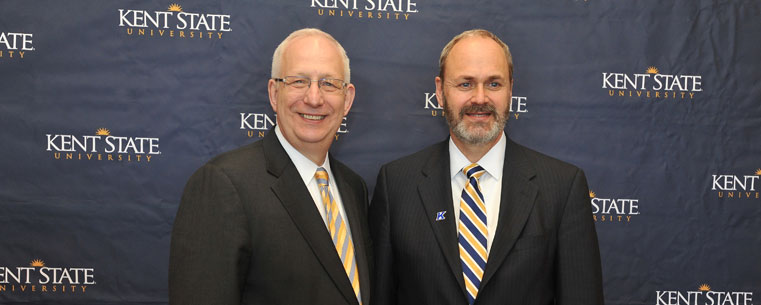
top-left (315, 167), bottom-right (362, 305)
top-left (458, 163), bottom-right (488, 305)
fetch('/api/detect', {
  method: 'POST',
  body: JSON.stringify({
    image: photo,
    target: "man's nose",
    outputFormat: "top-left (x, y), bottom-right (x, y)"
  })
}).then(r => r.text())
top-left (304, 81), bottom-right (324, 107)
top-left (472, 83), bottom-right (487, 104)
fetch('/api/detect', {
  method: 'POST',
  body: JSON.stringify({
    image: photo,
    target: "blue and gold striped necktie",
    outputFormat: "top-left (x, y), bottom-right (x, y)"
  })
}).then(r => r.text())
top-left (458, 163), bottom-right (488, 305)
top-left (315, 167), bottom-right (362, 305)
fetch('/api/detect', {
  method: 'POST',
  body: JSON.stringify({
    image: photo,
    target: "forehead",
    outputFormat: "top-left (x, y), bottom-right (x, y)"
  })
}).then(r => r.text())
top-left (281, 35), bottom-right (344, 76)
top-left (445, 36), bottom-right (508, 79)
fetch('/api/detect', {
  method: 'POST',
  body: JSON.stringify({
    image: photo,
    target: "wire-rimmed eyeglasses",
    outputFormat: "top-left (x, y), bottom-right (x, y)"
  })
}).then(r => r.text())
top-left (273, 76), bottom-right (347, 94)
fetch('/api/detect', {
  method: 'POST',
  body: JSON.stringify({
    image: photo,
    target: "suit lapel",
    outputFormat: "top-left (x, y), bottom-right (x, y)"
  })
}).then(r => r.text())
top-left (264, 132), bottom-right (359, 305)
top-left (417, 140), bottom-right (468, 298)
top-left (331, 157), bottom-right (371, 305)
top-left (480, 138), bottom-right (538, 288)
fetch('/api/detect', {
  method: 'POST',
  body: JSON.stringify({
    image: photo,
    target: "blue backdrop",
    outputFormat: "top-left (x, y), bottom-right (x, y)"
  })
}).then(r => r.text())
top-left (1, 0), bottom-right (759, 304)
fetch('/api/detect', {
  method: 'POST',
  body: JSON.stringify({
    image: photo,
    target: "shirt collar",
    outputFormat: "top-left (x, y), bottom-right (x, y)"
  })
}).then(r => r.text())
top-left (275, 126), bottom-right (331, 185)
top-left (449, 132), bottom-right (506, 180)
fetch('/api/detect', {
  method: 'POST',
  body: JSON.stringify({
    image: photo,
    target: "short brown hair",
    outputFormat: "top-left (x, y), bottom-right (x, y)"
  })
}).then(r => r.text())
top-left (438, 29), bottom-right (513, 81)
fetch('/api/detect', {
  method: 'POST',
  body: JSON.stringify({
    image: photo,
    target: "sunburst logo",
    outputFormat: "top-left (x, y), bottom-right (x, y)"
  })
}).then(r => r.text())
top-left (698, 284), bottom-right (711, 291)
top-left (30, 259), bottom-right (45, 267)
top-left (646, 66), bottom-right (659, 74)
top-left (589, 190), bottom-right (596, 198)
top-left (755, 168), bottom-right (761, 176)
top-left (95, 128), bottom-right (110, 136)
top-left (168, 3), bottom-right (182, 12)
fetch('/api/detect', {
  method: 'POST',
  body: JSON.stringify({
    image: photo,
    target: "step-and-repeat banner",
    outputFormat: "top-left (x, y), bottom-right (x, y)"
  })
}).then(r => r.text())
top-left (1, 1), bottom-right (759, 304)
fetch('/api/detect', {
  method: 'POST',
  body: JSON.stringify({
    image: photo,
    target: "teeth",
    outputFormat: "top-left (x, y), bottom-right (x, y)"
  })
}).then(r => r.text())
top-left (301, 114), bottom-right (326, 120)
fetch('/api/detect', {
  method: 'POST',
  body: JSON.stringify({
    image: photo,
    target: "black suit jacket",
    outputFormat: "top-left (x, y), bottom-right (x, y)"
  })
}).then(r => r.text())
top-left (169, 131), bottom-right (371, 305)
top-left (370, 137), bottom-right (603, 305)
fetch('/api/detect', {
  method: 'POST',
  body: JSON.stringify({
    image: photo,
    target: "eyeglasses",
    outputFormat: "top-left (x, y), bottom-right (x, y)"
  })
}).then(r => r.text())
top-left (273, 76), bottom-right (347, 94)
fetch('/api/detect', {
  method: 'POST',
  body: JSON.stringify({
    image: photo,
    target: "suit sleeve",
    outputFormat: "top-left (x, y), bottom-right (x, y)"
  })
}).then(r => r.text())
top-left (169, 163), bottom-right (252, 305)
top-left (556, 169), bottom-right (604, 305)
top-left (369, 166), bottom-right (396, 305)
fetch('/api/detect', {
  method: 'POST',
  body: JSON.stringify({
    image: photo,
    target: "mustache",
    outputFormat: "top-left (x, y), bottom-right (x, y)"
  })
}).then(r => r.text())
top-left (459, 104), bottom-right (496, 116)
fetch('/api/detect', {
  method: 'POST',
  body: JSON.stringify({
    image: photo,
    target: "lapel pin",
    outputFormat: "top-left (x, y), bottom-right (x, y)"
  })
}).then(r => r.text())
top-left (435, 211), bottom-right (447, 221)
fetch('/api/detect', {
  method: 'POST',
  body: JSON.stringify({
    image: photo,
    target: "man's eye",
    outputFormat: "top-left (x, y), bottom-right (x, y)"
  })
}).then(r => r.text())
top-left (321, 80), bottom-right (338, 88)
top-left (488, 82), bottom-right (502, 88)
top-left (291, 79), bottom-right (308, 85)
top-left (457, 82), bottom-right (472, 89)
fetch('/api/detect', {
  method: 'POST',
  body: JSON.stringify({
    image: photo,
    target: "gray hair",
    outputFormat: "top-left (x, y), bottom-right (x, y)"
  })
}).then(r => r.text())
top-left (271, 28), bottom-right (351, 83)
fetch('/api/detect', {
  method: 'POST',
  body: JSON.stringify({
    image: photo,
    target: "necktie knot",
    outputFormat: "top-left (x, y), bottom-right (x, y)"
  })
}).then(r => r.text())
top-left (315, 167), bottom-right (329, 187)
top-left (463, 163), bottom-right (486, 180)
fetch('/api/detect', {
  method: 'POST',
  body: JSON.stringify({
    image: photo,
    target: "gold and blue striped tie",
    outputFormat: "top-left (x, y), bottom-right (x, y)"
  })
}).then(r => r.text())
top-left (315, 167), bottom-right (362, 305)
top-left (458, 163), bottom-right (488, 305)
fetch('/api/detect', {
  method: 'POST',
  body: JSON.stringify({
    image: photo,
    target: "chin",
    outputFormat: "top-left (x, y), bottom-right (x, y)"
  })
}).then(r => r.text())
top-left (295, 132), bottom-right (332, 144)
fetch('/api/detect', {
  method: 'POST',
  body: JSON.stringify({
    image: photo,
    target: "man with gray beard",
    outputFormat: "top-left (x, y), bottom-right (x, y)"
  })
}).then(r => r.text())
top-left (369, 29), bottom-right (604, 305)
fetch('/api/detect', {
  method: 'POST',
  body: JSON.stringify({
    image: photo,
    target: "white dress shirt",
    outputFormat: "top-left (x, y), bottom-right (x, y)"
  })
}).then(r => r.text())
top-left (275, 127), bottom-right (352, 232)
top-left (449, 132), bottom-right (506, 254)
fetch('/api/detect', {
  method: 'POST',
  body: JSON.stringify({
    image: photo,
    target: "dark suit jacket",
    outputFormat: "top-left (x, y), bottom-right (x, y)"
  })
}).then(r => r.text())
top-left (169, 131), bottom-right (371, 305)
top-left (370, 137), bottom-right (603, 305)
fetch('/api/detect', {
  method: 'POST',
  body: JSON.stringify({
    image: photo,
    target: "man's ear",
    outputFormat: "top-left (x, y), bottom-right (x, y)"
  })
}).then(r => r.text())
top-left (508, 78), bottom-right (514, 109)
top-left (342, 83), bottom-right (356, 116)
top-left (268, 79), bottom-right (278, 112)
top-left (435, 76), bottom-right (444, 108)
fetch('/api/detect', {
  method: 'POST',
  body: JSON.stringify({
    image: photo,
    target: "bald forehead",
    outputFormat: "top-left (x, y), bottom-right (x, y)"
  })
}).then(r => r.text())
top-left (284, 35), bottom-right (339, 58)
top-left (281, 35), bottom-right (344, 76)
top-left (288, 34), bottom-right (332, 49)
top-left (444, 36), bottom-right (510, 79)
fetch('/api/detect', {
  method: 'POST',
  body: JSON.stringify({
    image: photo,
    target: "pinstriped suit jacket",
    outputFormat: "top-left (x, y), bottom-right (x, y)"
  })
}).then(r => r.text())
top-left (369, 137), bottom-right (603, 305)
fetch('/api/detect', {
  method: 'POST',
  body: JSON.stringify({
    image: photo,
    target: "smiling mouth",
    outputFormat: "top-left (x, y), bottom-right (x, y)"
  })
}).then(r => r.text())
top-left (465, 112), bottom-right (492, 118)
top-left (300, 113), bottom-right (326, 120)
top-left (460, 104), bottom-right (496, 120)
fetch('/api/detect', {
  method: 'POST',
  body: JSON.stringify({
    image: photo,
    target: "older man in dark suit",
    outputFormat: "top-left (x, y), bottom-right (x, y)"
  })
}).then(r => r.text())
top-left (370, 29), bottom-right (604, 305)
top-left (169, 28), bottom-right (370, 305)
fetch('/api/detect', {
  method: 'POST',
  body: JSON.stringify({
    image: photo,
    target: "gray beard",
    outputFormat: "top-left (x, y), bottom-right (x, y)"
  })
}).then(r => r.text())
top-left (443, 96), bottom-right (508, 145)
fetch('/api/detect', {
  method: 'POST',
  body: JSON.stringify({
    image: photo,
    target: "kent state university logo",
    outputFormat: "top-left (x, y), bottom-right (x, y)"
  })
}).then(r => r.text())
top-left (424, 92), bottom-right (529, 120)
top-left (311, 0), bottom-right (419, 21)
top-left (119, 3), bottom-right (231, 40)
top-left (0, 31), bottom-right (34, 59)
top-left (656, 283), bottom-right (754, 305)
top-left (589, 190), bottom-right (640, 223)
top-left (46, 128), bottom-right (161, 163)
top-left (711, 168), bottom-right (760, 199)
top-left (602, 66), bottom-right (703, 100)
top-left (0, 259), bottom-right (96, 294)
top-left (239, 112), bottom-right (349, 140)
